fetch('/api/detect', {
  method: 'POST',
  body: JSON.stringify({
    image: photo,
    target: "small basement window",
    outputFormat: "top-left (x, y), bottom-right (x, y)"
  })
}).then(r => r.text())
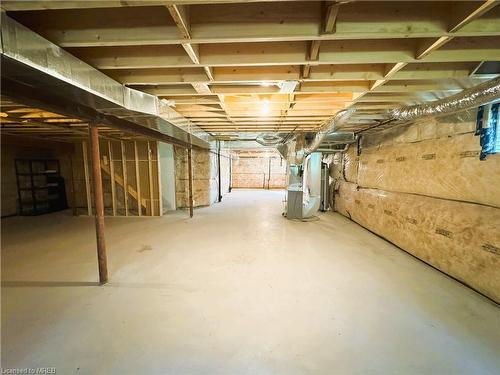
top-left (475, 102), bottom-right (499, 160)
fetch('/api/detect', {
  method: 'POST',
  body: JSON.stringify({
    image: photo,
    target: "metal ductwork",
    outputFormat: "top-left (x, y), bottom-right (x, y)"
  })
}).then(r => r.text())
top-left (280, 76), bottom-right (500, 162)
top-left (302, 109), bottom-right (355, 156)
top-left (0, 13), bottom-right (212, 149)
top-left (387, 77), bottom-right (500, 123)
top-left (256, 133), bottom-right (284, 146)
top-left (279, 76), bottom-right (499, 221)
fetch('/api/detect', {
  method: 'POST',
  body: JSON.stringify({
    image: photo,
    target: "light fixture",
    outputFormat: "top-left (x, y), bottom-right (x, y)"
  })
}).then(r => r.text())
top-left (260, 99), bottom-right (271, 115)
top-left (260, 82), bottom-right (273, 87)
top-left (278, 80), bottom-right (299, 93)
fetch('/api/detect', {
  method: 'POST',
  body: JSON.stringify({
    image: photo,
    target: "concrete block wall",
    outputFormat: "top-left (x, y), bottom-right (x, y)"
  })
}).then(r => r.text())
top-left (331, 110), bottom-right (500, 303)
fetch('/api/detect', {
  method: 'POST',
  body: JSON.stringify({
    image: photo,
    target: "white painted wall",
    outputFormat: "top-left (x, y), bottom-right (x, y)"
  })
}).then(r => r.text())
top-left (158, 143), bottom-right (176, 212)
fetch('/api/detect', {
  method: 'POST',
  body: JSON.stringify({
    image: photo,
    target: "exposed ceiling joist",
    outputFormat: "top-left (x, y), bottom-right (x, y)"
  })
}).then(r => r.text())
top-left (2, 1), bottom-right (499, 136)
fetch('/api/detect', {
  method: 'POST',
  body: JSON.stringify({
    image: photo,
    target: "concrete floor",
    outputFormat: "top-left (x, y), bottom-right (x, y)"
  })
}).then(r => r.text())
top-left (1, 189), bottom-right (499, 374)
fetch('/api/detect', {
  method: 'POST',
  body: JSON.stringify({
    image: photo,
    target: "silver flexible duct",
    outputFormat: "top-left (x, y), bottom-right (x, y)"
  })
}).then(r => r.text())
top-left (283, 76), bottom-right (500, 163)
top-left (255, 133), bottom-right (283, 146)
top-left (277, 109), bottom-right (355, 164)
top-left (302, 109), bottom-right (355, 155)
top-left (388, 77), bottom-right (500, 122)
top-left (388, 77), bottom-right (500, 121)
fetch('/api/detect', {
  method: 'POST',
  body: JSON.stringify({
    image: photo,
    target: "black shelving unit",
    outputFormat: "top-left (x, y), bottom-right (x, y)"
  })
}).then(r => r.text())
top-left (14, 159), bottom-right (68, 216)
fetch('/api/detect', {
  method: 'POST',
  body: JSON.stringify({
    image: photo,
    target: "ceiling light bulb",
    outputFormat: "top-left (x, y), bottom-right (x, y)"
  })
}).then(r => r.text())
top-left (261, 99), bottom-right (270, 115)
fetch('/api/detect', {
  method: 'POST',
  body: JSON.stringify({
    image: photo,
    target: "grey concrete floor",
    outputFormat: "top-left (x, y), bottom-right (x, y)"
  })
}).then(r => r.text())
top-left (1, 189), bottom-right (499, 374)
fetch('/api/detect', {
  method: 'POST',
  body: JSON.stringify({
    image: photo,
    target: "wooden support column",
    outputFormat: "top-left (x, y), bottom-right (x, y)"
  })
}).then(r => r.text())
top-left (69, 155), bottom-right (77, 216)
top-left (121, 141), bottom-right (129, 216)
top-left (108, 141), bottom-right (117, 216)
top-left (89, 124), bottom-right (108, 284)
top-left (187, 147), bottom-right (194, 218)
top-left (134, 141), bottom-right (142, 216)
top-left (82, 141), bottom-right (92, 216)
top-left (147, 141), bottom-right (155, 216)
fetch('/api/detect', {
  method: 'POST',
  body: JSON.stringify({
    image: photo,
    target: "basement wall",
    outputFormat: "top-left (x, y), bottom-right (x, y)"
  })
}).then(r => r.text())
top-left (159, 143), bottom-right (176, 212)
top-left (232, 151), bottom-right (286, 189)
top-left (174, 146), bottom-right (230, 208)
top-left (331, 110), bottom-right (500, 303)
top-left (0, 135), bottom-right (73, 217)
top-left (73, 140), bottom-right (161, 216)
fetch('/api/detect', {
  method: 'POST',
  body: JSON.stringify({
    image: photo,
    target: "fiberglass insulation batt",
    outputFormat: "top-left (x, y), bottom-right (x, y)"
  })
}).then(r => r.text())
top-left (332, 110), bottom-right (500, 303)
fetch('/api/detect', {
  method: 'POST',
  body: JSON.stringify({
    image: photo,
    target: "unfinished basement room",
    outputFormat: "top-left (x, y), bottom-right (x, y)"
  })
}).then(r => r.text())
top-left (1, 1), bottom-right (499, 374)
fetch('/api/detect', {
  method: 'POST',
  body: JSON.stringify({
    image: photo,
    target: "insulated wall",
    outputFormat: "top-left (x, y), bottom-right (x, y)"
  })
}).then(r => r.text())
top-left (174, 146), bottom-right (230, 208)
top-left (332, 110), bottom-right (500, 303)
top-left (232, 151), bottom-right (286, 188)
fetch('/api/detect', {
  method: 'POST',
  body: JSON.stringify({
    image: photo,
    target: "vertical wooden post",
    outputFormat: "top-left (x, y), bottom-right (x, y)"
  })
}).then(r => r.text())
top-left (108, 141), bottom-right (117, 216)
top-left (82, 141), bottom-right (92, 216)
top-left (187, 147), bottom-right (194, 218)
top-left (147, 141), bottom-right (155, 216)
top-left (69, 155), bottom-right (78, 216)
top-left (121, 141), bottom-right (129, 216)
top-left (89, 124), bottom-right (108, 284)
top-left (134, 141), bottom-right (142, 216)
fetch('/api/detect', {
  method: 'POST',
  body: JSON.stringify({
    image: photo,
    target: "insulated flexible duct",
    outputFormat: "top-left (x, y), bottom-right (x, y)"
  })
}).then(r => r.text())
top-left (283, 76), bottom-right (500, 161)
top-left (388, 77), bottom-right (500, 123)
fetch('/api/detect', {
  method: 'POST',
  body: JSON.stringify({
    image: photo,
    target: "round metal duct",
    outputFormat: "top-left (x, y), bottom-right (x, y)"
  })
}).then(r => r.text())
top-left (256, 133), bottom-right (284, 146)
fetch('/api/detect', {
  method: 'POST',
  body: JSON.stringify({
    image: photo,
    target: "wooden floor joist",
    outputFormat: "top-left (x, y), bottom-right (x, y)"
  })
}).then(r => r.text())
top-left (1, 1), bottom-right (499, 136)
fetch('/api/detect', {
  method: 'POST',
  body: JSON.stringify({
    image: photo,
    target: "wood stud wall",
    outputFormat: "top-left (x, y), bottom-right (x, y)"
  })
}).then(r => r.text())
top-left (74, 140), bottom-right (161, 217)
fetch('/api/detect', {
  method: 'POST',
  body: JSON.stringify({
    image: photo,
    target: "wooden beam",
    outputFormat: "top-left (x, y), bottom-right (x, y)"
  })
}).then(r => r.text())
top-left (1, 1), bottom-right (301, 10)
top-left (182, 43), bottom-right (200, 64)
top-left (77, 39), bottom-right (500, 69)
top-left (111, 63), bottom-right (480, 84)
top-left (324, 2), bottom-right (340, 33)
top-left (416, 36), bottom-right (453, 60)
top-left (449, 0), bottom-right (498, 33)
top-left (370, 62), bottom-right (408, 90)
top-left (416, 1), bottom-right (498, 60)
top-left (204, 66), bottom-right (215, 81)
top-left (309, 40), bottom-right (321, 61)
top-left (470, 61), bottom-right (485, 76)
top-left (89, 124), bottom-right (108, 284)
top-left (192, 82), bottom-right (212, 94)
top-left (166, 4), bottom-right (202, 66)
top-left (384, 62), bottom-right (408, 77)
top-left (302, 65), bottom-right (311, 79)
top-left (22, 2), bottom-right (499, 47)
top-left (166, 4), bottom-right (191, 39)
